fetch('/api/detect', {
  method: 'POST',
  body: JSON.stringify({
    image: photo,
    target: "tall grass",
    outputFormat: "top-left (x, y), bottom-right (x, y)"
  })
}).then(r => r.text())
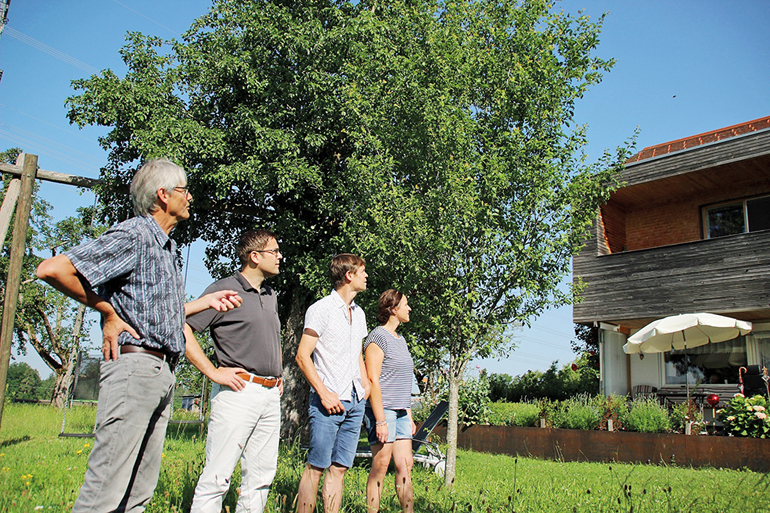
top-left (1, 404), bottom-right (769, 512)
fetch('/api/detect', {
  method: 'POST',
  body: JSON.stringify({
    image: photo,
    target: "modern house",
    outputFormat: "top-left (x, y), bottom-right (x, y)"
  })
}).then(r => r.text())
top-left (573, 116), bottom-right (770, 402)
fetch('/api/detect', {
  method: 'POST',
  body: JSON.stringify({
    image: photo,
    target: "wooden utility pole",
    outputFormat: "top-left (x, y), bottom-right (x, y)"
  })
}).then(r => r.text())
top-left (0, 153), bottom-right (38, 426)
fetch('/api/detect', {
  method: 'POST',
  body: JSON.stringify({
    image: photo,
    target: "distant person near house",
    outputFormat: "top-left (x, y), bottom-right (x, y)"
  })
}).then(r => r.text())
top-left (364, 289), bottom-right (417, 513)
top-left (36, 159), bottom-right (241, 512)
top-left (295, 253), bottom-right (371, 513)
top-left (185, 229), bottom-right (284, 513)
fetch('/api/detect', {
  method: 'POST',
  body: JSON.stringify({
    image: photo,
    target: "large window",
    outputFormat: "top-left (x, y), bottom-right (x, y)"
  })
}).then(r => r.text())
top-left (758, 334), bottom-right (770, 371)
top-left (703, 195), bottom-right (770, 239)
top-left (664, 337), bottom-right (747, 385)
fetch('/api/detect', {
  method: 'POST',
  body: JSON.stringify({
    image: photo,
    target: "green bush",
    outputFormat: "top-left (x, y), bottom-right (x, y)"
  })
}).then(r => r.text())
top-left (669, 400), bottom-right (705, 434)
top-left (718, 394), bottom-right (770, 438)
top-left (624, 397), bottom-right (671, 433)
top-left (551, 394), bottom-right (601, 430)
top-left (487, 401), bottom-right (539, 426)
top-left (597, 394), bottom-right (629, 431)
top-left (419, 372), bottom-right (492, 425)
top-left (455, 374), bottom-right (491, 424)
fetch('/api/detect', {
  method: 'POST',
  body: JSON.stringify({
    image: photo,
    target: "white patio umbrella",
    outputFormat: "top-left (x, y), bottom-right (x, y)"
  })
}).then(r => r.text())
top-left (623, 313), bottom-right (753, 402)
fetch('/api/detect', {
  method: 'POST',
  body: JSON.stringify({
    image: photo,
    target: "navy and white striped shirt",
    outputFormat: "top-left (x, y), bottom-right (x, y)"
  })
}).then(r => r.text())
top-left (65, 215), bottom-right (187, 357)
top-left (365, 326), bottom-right (414, 410)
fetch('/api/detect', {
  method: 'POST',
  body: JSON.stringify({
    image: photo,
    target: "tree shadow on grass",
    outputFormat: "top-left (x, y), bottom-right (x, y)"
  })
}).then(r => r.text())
top-left (0, 435), bottom-right (31, 448)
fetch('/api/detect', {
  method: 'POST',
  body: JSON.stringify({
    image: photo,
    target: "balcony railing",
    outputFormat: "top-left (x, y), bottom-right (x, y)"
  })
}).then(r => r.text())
top-left (573, 230), bottom-right (770, 323)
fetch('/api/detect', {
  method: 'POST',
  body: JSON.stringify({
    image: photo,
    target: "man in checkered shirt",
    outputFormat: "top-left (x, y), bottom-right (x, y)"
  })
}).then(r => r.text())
top-left (295, 253), bottom-right (372, 513)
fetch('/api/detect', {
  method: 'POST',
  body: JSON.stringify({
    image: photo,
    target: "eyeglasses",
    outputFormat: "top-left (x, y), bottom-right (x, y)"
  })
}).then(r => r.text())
top-left (255, 248), bottom-right (281, 256)
top-left (172, 186), bottom-right (189, 195)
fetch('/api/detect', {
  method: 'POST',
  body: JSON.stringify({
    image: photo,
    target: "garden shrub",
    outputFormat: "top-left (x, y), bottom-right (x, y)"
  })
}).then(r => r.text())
top-left (624, 397), bottom-right (671, 433)
top-left (718, 394), bottom-right (770, 438)
top-left (596, 394), bottom-right (628, 431)
top-left (426, 373), bottom-right (492, 425)
top-left (487, 401), bottom-right (539, 427)
top-left (669, 400), bottom-right (705, 434)
top-left (551, 394), bottom-right (601, 430)
top-left (456, 374), bottom-right (492, 424)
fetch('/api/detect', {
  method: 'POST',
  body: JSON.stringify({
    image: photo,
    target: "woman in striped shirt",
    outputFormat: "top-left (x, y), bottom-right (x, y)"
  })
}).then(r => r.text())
top-left (363, 289), bottom-right (416, 513)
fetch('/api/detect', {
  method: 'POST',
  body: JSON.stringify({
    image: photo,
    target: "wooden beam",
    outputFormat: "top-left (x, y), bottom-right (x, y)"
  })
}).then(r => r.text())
top-left (0, 178), bottom-right (21, 249)
top-left (0, 153), bottom-right (39, 428)
top-left (0, 162), bottom-right (100, 189)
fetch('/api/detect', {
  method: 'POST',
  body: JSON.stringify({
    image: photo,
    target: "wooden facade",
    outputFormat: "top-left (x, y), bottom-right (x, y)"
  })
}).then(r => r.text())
top-left (574, 125), bottom-right (770, 329)
top-left (573, 230), bottom-right (770, 327)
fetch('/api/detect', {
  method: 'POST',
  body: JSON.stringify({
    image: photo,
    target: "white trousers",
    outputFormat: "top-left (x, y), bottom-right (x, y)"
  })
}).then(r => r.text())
top-left (191, 381), bottom-right (281, 513)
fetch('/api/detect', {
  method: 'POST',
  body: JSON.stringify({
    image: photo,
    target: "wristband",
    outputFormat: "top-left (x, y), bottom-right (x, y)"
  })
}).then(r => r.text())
top-left (376, 420), bottom-right (387, 426)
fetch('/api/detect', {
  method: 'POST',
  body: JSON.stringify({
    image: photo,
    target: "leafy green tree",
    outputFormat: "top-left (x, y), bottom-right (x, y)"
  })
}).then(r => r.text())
top-left (1, 149), bottom-right (102, 407)
top-left (571, 323), bottom-right (600, 370)
top-left (6, 361), bottom-right (42, 402)
top-left (65, 0), bottom-right (632, 481)
top-left (333, 1), bottom-right (631, 480)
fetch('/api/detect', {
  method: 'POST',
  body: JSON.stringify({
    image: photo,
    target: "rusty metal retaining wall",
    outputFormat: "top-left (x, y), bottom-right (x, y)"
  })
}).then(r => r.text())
top-left (432, 424), bottom-right (770, 472)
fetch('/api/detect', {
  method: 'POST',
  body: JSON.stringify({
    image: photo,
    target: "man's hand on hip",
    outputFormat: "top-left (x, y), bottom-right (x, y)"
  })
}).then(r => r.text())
top-left (212, 367), bottom-right (248, 391)
top-left (102, 311), bottom-right (140, 361)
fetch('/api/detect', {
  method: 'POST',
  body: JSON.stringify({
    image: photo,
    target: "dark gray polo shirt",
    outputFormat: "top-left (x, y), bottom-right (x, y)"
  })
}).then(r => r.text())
top-left (186, 272), bottom-right (281, 377)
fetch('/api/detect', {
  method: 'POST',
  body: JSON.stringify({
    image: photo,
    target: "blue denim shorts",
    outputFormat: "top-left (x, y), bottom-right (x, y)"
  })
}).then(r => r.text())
top-left (364, 407), bottom-right (412, 445)
top-left (307, 390), bottom-right (365, 469)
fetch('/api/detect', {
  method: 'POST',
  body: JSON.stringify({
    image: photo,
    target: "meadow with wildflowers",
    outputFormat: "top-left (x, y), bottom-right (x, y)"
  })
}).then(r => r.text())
top-left (1, 404), bottom-right (769, 512)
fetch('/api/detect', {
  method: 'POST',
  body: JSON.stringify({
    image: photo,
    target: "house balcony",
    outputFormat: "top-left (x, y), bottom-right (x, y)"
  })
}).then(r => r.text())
top-left (573, 229), bottom-right (770, 328)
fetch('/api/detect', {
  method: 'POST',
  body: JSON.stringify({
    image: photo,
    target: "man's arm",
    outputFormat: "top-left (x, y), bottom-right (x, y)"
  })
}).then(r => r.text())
top-left (295, 328), bottom-right (344, 414)
top-left (184, 324), bottom-right (246, 391)
top-left (37, 254), bottom-right (139, 361)
top-left (185, 290), bottom-right (243, 317)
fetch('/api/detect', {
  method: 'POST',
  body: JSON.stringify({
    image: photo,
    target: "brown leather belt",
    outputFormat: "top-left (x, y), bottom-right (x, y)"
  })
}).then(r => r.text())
top-left (236, 372), bottom-right (280, 388)
top-left (120, 345), bottom-right (179, 371)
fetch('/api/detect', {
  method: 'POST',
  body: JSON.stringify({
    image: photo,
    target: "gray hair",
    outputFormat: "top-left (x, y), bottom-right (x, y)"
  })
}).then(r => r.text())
top-left (130, 159), bottom-right (187, 216)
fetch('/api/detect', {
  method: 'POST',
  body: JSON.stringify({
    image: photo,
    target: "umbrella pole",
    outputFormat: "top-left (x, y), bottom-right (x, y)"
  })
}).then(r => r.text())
top-left (683, 337), bottom-right (690, 406)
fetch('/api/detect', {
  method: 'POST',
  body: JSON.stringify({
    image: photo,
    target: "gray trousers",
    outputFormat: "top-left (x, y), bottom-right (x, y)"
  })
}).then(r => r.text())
top-left (72, 353), bottom-right (175, 512)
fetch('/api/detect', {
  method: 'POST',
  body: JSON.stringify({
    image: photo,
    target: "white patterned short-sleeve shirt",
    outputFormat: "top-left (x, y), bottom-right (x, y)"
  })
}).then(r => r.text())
top-left (304, 289), bottom-right (368, 401)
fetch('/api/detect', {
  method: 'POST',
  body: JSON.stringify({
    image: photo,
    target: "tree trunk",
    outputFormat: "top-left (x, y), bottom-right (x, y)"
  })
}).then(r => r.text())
top-left (280, 289), bottom-right (311, 442)
top-left (445, 371), bottom-right (460, 486)
top-left (50, 365), bottom-right (73, 408)
top-left (444, 353), bottom-right (469, 486)
top-left (49, 304), bottom-right (86, 408)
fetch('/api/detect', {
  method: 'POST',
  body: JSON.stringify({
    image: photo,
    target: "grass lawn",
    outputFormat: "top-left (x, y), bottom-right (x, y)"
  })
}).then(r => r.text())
top-left (1, 403), bottom-right (769, 512)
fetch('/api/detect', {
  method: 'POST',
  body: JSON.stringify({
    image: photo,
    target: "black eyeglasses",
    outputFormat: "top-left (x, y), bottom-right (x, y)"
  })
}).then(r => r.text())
top-left (255, 248), bottom-right (281, 256)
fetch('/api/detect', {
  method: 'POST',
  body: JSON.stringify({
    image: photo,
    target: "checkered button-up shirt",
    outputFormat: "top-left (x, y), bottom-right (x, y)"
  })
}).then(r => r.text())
top-left (304, 289), bottom-right (367, 401)
top-left (65, 216), bottom-right (187, 357)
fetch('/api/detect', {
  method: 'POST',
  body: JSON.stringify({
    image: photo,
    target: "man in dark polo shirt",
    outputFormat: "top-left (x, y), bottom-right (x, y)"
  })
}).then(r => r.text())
top-left (185, 229), bottom-right (283, 513)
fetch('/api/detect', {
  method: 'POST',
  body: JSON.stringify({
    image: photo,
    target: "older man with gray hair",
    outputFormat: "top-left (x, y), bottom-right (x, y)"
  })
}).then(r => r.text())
top-left (37, 159), bottom-right (241, 512)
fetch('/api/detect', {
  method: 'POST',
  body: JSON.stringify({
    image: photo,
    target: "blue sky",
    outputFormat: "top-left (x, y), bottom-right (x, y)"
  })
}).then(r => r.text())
top-left (2, 0), bottom-right (769, 378)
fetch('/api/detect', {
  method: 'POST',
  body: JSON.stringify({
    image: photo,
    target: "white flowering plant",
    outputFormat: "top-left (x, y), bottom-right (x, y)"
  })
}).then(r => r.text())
top-left (717, 394), bottom-right (770, 438)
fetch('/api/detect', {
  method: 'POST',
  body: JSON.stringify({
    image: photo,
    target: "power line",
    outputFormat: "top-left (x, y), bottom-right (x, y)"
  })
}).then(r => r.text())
top-left (0, 128), bottom-right (100, 174)
top-left (3, 27), bottom-right (100, 75)
top-left (0, 102), bottom-right (103, 144)
top-left (111, 0), bottom-right (181, 38)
